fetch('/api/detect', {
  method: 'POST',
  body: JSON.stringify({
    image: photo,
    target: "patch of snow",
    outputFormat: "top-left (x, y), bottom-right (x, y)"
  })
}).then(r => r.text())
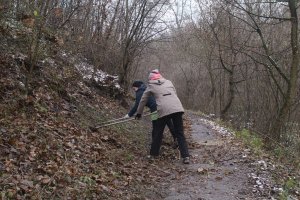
top-left (249, 172), bottom-right (271, 193)
top-left (12, 53), bottom-right (27, 60)
top-left (18, 81), bottom-right (25, 88)
top-left (4, 19), bottom-right (22, 29)
top-left (198, 118), bottom-right (234, 136)
top-left (272, 186), bottom-right (283, 193)
top-left (246, 122), bottom-right (254, 128)
top-left (257, 160), bottom-right (268, 170)
top-left (115, 83), bottom-right (121, 89)
top-left (10, 46), bottom-right (123, 92)
top-left (61, 52), bottom-right (67, 57)
top-left (74, 61), bottom-right (121, 90)
top-left (252, 160), bottom-right (276, 171)
top-left (248, 160), bottom-right (283, 198)
top-left (42, 58), bottom-right (56, 66)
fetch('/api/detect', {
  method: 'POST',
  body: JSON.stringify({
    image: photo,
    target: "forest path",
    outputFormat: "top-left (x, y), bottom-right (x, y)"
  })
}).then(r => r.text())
top-left (158, 112), bottom-right (272, 200)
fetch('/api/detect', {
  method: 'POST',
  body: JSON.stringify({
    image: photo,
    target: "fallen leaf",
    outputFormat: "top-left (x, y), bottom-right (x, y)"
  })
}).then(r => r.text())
top-left (197, 168), bottom-right (208, 175)
top-left (42, 178), bottom-right (51, 184)
top-left (224, 169), bottom-right (233, 176)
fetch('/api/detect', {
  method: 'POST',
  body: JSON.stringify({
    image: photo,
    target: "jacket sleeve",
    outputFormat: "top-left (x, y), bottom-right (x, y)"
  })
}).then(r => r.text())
top-left (128, 90), bottom-right (143, 117)
top-left (137, 86), bottom-right (151, 115)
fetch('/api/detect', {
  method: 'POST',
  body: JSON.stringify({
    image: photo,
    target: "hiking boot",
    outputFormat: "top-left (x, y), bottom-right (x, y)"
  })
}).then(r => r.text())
top-left (182, 157), bottom-right (190, 164)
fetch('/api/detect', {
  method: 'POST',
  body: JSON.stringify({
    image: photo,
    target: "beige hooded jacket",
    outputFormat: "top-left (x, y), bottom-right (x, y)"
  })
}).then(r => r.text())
top-left (136, 77), bottom-right (184, 118)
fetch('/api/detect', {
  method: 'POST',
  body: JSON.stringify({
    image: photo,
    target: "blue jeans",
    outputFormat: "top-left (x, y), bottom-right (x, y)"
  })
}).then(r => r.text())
top-left (151, 112), bottom-right (189, 158)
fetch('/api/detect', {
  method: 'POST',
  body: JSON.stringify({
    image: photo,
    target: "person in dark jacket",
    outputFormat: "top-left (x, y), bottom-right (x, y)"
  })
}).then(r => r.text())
top-left (124, 81), bottom-right (177, 147)
top-left (125, 81), bottom-right (157, 118)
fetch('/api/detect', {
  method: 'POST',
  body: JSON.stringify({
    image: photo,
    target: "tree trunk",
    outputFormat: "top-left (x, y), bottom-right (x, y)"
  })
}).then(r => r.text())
top-left (220, 70), bottom-right (234, 120)
top-left (269, 0), bottom-right (299, 141)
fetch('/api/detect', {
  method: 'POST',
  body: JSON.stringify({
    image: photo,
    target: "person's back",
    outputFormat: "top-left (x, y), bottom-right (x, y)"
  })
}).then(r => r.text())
top-left (135, 69), bottom-right (190, 164)
top-left (147, 78), bottom-right (184, 118)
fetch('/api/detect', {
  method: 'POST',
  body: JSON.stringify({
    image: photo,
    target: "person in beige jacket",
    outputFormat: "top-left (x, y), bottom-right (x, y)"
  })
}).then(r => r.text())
top-left (135, 69), bottom-right (190, 164)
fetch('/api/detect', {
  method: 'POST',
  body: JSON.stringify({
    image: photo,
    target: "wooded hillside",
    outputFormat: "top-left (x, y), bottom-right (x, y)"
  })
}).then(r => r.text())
top-left (0, 0), bottom-right (299, 199)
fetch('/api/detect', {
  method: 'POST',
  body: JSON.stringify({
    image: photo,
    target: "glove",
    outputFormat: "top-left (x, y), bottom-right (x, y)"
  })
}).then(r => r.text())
top-left (135, 114), bottom-right (142, 120)
top-left (123, 114), bottom-right (130, 119)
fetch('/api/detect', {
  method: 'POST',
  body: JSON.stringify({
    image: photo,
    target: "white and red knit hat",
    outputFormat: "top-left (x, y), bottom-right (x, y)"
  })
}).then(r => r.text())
top-left (148, 69), bottom-right (162, 80)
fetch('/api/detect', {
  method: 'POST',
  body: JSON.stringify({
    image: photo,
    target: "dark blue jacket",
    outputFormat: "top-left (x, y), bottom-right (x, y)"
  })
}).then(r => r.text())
top-left (128, 84), bottom-right (157, 117)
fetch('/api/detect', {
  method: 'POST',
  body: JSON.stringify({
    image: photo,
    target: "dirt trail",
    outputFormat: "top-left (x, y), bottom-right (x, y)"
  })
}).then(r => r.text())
top-left (158, 112), bottom-right (273, 200)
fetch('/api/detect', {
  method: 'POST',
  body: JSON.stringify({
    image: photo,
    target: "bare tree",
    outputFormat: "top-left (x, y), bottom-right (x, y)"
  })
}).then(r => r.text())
top-left (222, 0), bottom-right (299, 141)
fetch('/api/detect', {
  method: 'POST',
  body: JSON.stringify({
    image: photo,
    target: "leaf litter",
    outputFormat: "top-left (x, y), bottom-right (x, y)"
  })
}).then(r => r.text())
top-left (0, 51), bottom-right (178, 199)
top-left (0, 51), bottom-right (299, 199)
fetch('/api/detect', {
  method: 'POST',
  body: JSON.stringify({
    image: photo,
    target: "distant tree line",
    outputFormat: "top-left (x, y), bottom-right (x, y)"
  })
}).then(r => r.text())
top-left (135, 0), bottom-right (299, 155)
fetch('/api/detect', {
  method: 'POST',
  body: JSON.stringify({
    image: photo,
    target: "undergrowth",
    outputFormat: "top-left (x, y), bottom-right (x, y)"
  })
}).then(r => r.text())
top-left (212, 118), bottom-right (300, 200)
top-left (235, 129), bottom-right (263, 155)
top-left (278, 178), bottom-right (299, 200)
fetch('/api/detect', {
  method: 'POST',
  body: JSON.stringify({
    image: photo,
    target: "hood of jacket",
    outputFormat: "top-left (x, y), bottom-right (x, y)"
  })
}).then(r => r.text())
top-left (148, 78), bottom-right (166, 85)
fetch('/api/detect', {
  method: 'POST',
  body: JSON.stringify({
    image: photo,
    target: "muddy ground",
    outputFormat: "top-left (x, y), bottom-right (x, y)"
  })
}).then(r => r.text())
top-left (145, 112), bottom-right (278, 200)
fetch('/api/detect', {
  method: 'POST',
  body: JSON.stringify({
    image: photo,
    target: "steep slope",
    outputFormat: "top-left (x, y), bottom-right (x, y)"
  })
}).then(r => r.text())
top-left (0, 45), bottom-right (179, 199)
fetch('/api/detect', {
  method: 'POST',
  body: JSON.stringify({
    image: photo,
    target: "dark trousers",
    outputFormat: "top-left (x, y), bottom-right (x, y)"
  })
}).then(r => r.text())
top-left (166, 119), bottom-right (176, 140)
top-left (151, 112), bottom-right (189, 158)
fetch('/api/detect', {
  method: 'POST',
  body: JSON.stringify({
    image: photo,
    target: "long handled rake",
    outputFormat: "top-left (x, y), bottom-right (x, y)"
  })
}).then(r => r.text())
top-left (91, 112), bottom-right (152, 130)
top-left (96, 117), bottom-right (130, 126)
